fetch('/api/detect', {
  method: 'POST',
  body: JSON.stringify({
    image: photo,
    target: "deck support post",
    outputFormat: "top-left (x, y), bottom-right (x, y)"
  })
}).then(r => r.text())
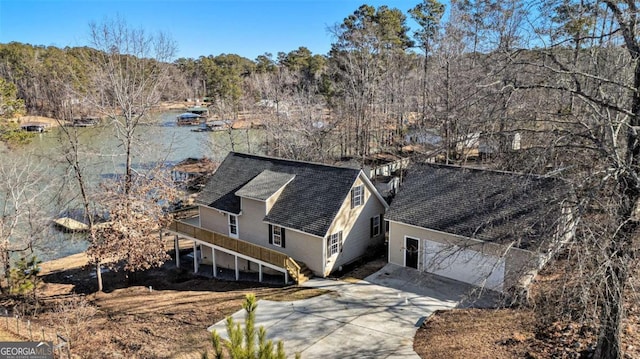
top-left (284, 270), bottom-right (288, 284)
top-left (175, 235), bottom-right (180, 268)
top-left (235, 255), bottom-right (239, 280)
top-left (212, 247), bottom-right (217, 278)
top-left (193, 242), bottom-right (198, 273)
top-left (259, 264), bottom-right (263, 282)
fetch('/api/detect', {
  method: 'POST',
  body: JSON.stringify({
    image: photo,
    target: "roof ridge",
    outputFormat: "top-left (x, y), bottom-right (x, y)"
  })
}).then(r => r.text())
top-left (420, 162), bottom-right (559, 182)
top-left (231, 152), bottom-right (360, 172)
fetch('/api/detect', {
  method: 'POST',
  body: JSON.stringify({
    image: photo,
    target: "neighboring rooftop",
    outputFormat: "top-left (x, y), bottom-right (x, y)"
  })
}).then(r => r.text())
top-left (386, 163), bottom-right (571, 250)
top-left (198, 152), bottom-right (362, 237)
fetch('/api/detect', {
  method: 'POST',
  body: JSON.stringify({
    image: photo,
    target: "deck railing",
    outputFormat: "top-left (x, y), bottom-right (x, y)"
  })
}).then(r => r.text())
top-left (167, 221), bottom-right (301, 280)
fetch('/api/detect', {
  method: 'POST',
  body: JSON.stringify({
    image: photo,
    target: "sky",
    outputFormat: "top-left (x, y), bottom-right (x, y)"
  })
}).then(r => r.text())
top-left (0, 0), bottom-right (428, 61)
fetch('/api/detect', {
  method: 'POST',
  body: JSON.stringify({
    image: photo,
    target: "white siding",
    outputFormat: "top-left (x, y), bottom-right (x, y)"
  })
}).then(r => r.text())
top-left (324, 176), bottom-right (386, 276)
top-left (200, 206), bottom-right (228, 234)
top-left (388, 220), bottom-right (539, 292)
top-left (238, 198), bottom-right (269, 245)
top-left (199, 200), bottom-right (324, 275)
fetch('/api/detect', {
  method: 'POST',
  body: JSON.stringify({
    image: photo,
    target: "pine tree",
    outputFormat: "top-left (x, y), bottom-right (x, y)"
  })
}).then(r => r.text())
top-left (205, 293), bottom-right (300, 359)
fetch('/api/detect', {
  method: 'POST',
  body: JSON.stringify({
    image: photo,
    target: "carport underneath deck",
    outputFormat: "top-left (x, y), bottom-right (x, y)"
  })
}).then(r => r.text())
top-left (164, 218), bottom-right (302, 285)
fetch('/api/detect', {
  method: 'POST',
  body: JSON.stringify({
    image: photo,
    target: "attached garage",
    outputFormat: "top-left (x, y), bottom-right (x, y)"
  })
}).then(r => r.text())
top-left (386, 163), bottom-right (573, 294)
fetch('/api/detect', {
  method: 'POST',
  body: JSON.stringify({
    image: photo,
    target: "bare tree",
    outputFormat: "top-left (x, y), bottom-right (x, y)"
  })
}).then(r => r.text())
top-left (82, 17), bottom-right (180, 280)
top-left (87, 16), bottom-right (177, 195)
top-left (0, 151), bottom-right (55, 293)
top-left (498, 1), bottom-right (640, 357)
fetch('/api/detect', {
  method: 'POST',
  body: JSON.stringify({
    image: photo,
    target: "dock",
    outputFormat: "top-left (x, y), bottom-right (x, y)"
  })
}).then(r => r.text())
top-left (21, 122), bottom-right (49, 132)
top-left (53, 217), bottom-right (110, 232)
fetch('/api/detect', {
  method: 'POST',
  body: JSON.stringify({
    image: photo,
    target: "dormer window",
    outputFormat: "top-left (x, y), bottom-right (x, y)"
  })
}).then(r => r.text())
top-left (351, 185), bottom-right (364, 208)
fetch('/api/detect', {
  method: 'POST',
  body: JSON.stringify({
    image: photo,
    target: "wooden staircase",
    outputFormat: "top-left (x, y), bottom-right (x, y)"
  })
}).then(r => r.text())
top-left (285, 259), bottom-right (313, 285)
top-left (296, 262), bottom-right (314, 284)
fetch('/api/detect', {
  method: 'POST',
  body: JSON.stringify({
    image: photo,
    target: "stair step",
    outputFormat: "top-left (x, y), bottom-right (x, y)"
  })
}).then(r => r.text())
top-left (287, 260), bottom-right (314, 284)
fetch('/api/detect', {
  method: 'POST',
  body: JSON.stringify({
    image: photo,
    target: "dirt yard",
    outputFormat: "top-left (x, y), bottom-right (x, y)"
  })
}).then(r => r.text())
top-left (414, 269), bottom-right (640, 359)
top-left (1, 252), bottom-right (326, 358)
top-left (2, 248), bottom-right (638, 358)
top-left (0, 249), bottom-right (385, 358)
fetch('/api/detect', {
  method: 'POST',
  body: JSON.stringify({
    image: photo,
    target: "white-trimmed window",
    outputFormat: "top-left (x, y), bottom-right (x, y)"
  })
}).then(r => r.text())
top-left (228, 214), bottom-right (238, 238)
top-left (272, 225), bottom-right (282, 247)
top-left (371, 215), bottom-right (381, 237)
top-left (268, 224), bottom-right (286, 248)
top-left (328, 231), bottom-right (342, 257)
top-left (351, 185), bottom-right (364, 208)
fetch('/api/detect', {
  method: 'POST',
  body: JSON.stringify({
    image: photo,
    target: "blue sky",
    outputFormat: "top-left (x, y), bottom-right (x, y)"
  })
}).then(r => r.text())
top-left (0, 0), bottom-right (428, 60)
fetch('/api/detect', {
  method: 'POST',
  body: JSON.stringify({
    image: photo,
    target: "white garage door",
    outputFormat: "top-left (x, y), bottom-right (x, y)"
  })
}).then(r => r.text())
top-left (421, 239), bottom-right (505, 292)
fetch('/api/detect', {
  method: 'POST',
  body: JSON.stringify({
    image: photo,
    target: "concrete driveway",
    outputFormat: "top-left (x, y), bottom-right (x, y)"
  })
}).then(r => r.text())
top-left (208, 263), bottom-right (498, 358)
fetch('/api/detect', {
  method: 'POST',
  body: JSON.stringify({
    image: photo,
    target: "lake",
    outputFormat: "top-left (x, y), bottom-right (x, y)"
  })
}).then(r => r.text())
top-left (2, 111), bottom-right (265, 261)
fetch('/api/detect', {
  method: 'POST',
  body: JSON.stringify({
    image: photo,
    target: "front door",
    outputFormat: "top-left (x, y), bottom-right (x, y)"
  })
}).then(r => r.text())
top-left (405, 237), bottom-right (419, 269)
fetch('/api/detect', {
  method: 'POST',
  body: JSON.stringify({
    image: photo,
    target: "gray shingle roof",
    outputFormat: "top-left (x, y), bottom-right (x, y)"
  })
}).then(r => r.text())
top-left (235, 170), bottom-right (295, 201)
top-left (386, 163), bottom-right (570, 250)
top-left (197, 152), bottom-right (361, 237)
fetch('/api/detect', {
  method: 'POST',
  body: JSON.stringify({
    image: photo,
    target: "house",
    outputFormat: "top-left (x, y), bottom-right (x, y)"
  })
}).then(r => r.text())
top-left (386, 163), bottom-right (574, 293)
top-left (334, 152), bottom-right (410, 199)
top-left (176, 113), bottom-right (204, 126)
top-left (165, 152), bottom-right (388, 284)
top-left (186, 106), bottom-right (210, 117)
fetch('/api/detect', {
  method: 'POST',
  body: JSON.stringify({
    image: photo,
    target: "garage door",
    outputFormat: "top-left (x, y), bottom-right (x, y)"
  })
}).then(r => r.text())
top-left (421, 239), bottom-right (505, 292)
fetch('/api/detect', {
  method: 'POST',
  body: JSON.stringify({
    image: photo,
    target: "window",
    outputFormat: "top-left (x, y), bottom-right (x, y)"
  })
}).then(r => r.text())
top-left (328, 231), bottom-right (342, 257)
top-left (272, 225), bottom-right (282, 247)
top-left (269, 224), bottom-right (286, 248)
top-left (228, 214), bottom-right (238, 238)
top-left (371, 215), bottom-right (381, 237)
top-left (351, 185), bottom-right (364, 208)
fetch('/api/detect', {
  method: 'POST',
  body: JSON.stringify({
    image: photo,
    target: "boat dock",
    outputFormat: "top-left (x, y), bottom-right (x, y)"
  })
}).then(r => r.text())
top-left (21, 122), bottom-right (49, 132)
top-left (53, 217), bottom-right (110, 232)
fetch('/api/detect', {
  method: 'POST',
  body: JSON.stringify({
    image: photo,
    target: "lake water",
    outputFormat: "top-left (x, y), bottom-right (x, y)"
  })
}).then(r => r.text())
top-left (3, 111), bottom-right (264, 262)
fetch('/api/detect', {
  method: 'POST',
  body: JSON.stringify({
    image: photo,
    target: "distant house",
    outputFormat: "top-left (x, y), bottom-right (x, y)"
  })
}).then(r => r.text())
top-left (386, 163), bottom-right (574, 293)
top-left (404, 128), bottom-right (442, 147)
top-left (165, 152), bottom-right (388, 284)
top-left (335, 152), bottom-right (410, 198)
top-left (478, 132), bottom-right (522, 158)
top-left (186, 106), bottom-right (210, 117)
top-left (176, 113), bottom-right (204, 126)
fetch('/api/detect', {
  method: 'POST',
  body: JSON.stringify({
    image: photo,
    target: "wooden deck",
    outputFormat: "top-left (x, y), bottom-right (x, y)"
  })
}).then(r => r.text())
top-left (166, 221), bottom-right (305, 283)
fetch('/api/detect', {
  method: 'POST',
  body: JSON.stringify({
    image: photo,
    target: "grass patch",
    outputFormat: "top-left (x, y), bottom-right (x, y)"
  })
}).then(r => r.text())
top-left (261, 287), bottom-right (328, 301)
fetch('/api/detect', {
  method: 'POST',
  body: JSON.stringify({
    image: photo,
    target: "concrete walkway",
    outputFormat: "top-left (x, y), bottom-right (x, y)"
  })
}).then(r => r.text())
top-left (208, 263), bottom-right (498, 358)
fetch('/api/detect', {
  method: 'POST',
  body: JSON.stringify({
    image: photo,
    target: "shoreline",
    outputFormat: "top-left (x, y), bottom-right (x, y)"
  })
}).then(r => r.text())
top-left (38, 236), bottom-right (195, 276)
top-left (39, 251), bottom-right (89, 276)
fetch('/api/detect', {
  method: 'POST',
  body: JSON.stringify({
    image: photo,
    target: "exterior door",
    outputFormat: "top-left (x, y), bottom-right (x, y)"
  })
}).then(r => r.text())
top-left (405, 237), bottom-right (419, 269)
